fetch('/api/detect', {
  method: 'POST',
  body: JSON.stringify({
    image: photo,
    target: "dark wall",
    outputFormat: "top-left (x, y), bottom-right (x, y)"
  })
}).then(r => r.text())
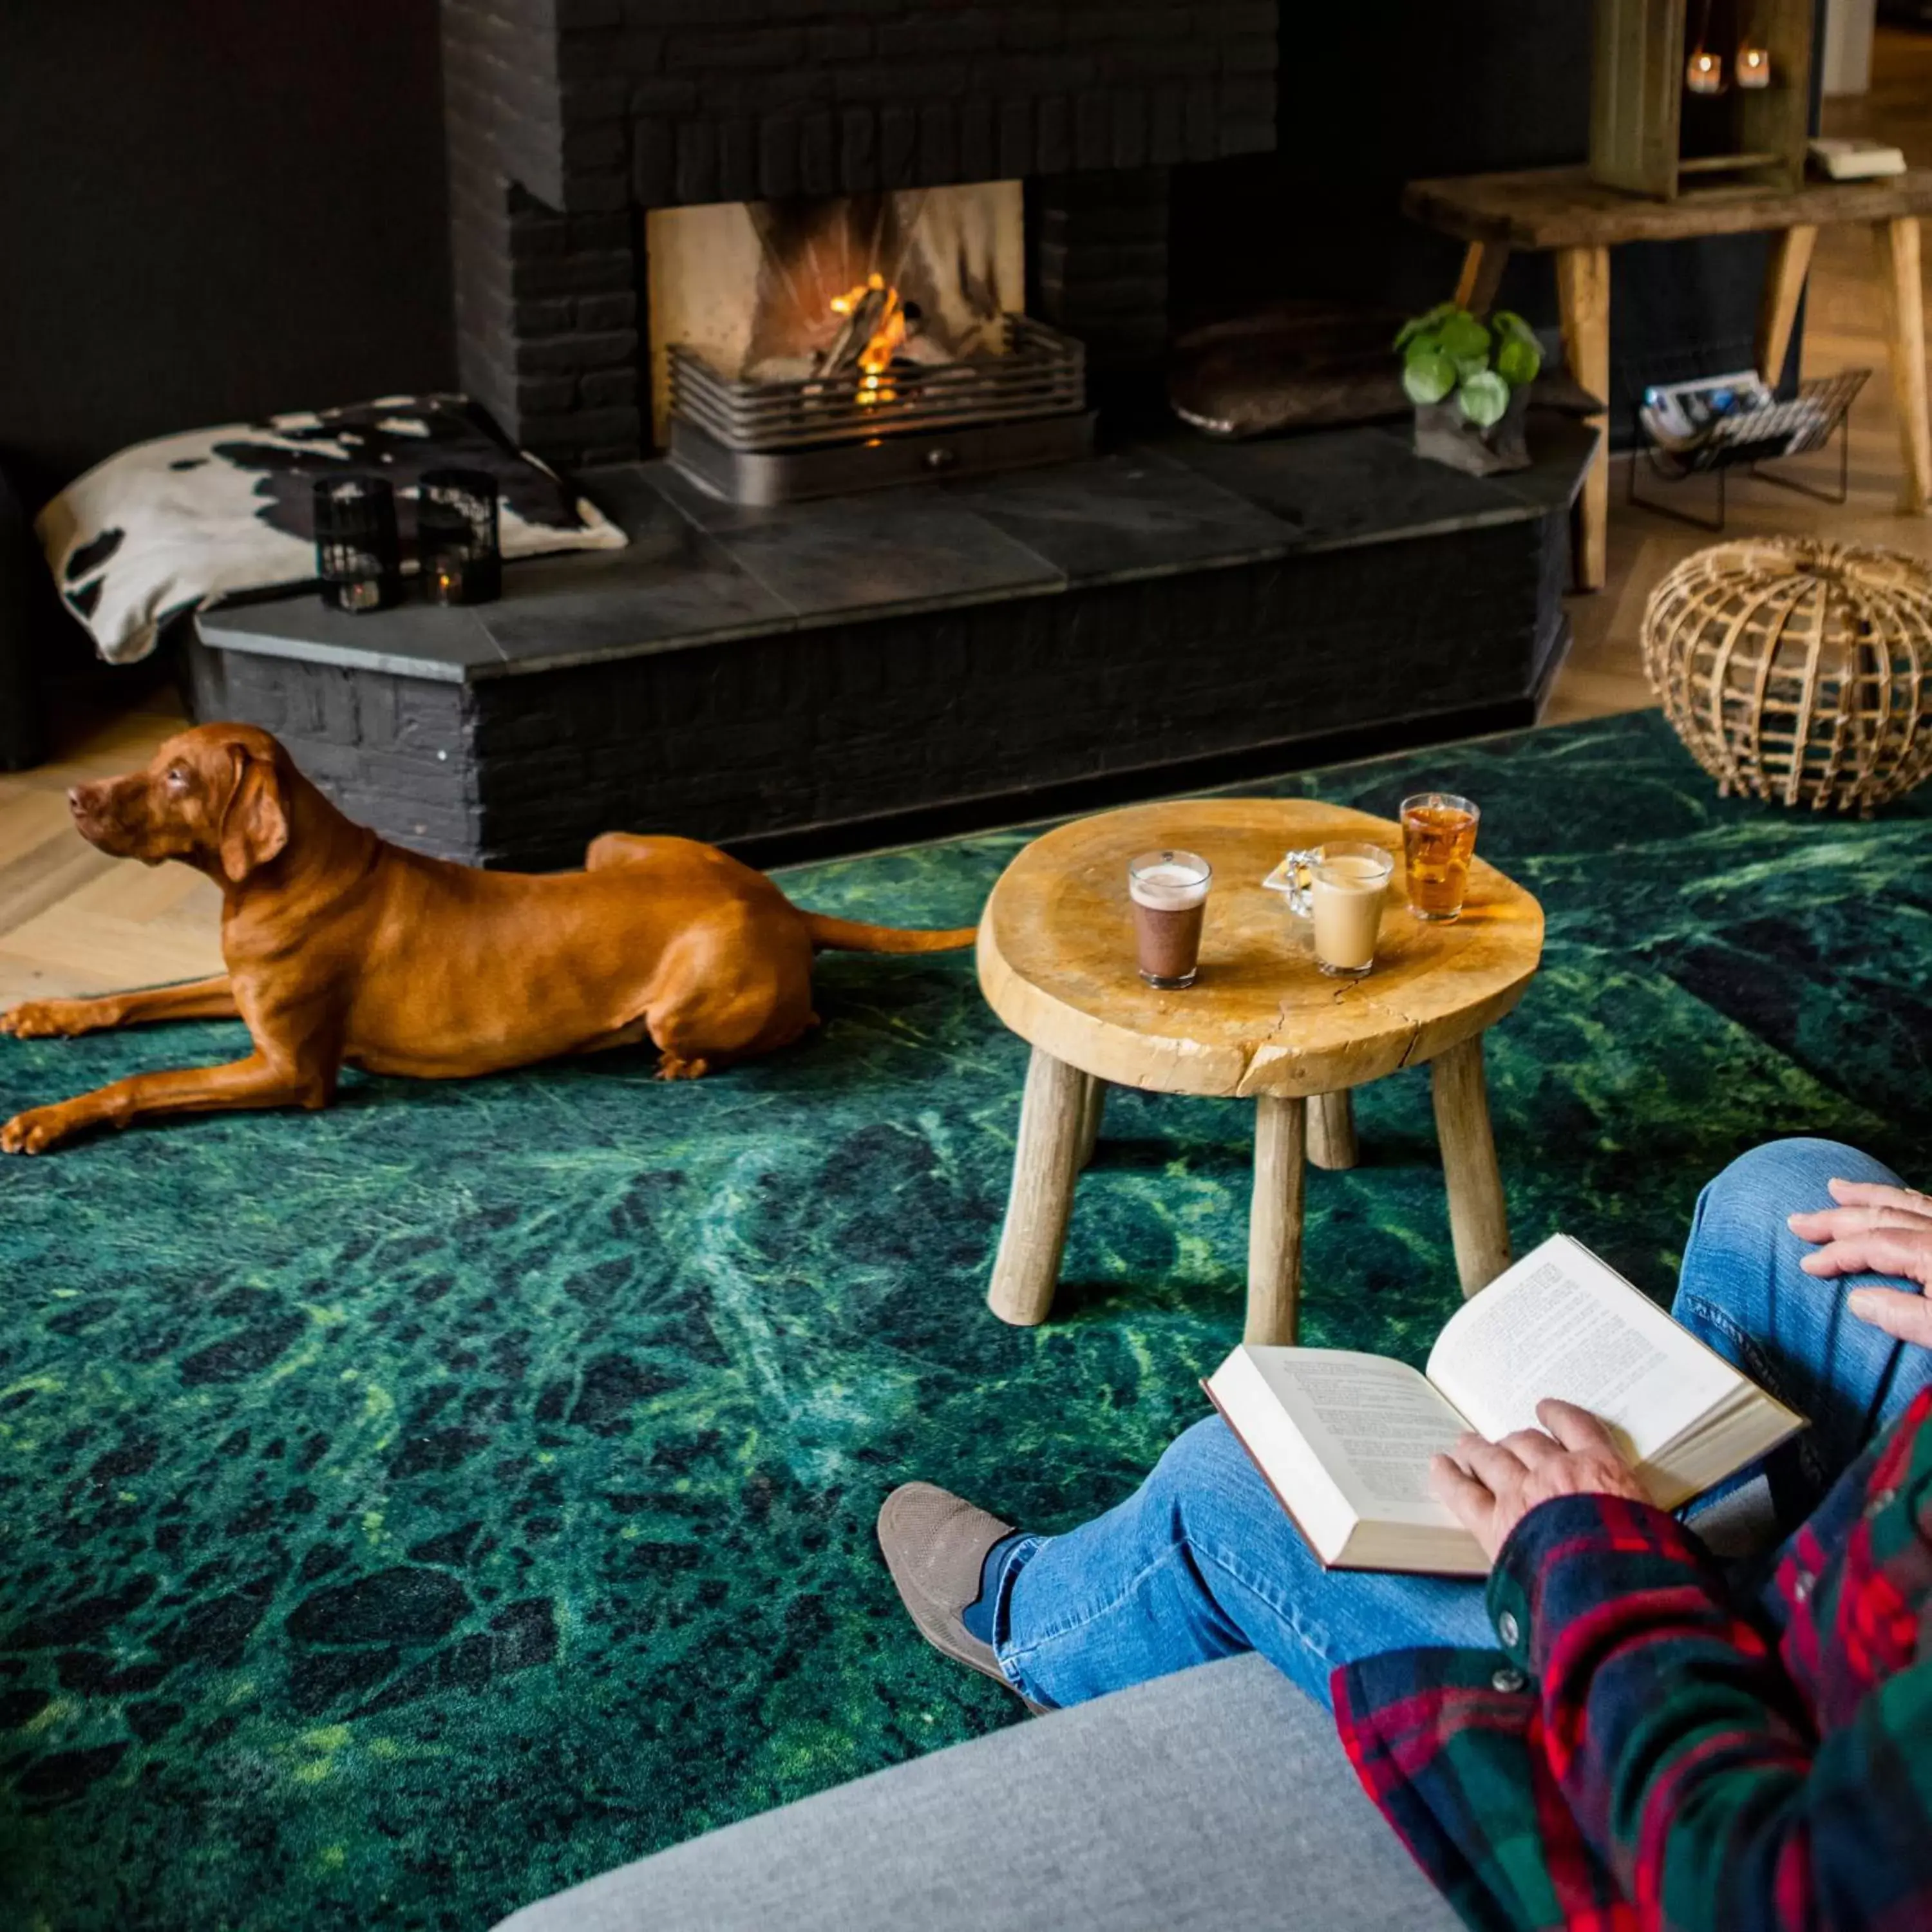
top-left (0, 1), bottom-right (455, 510)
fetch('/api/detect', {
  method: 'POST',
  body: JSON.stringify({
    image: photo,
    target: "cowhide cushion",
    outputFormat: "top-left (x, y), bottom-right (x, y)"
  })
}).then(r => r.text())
top-left (34, 394), bottom-right (629, 663)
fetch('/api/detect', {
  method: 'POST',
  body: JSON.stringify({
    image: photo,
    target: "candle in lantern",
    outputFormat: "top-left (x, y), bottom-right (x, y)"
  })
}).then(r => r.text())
top-left (314, 475), bottom-right (402, 614)
top-left (1736, 44), bottom-right (1770, 88)
top-left (418, 469), bottom-right (502, 607)
top-left (1685, 48), bottom-right (1724, 94)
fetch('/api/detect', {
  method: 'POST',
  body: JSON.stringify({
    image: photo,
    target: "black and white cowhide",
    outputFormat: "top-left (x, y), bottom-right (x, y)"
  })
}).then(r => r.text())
top-left (34, 395), bottom-right (627, 663)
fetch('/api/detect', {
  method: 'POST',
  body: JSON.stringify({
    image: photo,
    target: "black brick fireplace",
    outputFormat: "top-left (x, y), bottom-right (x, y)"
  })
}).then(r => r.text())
top-left (186, 3), bottom-right (1593, 871)
top-left (440, 0), bottom-right (1278, 472)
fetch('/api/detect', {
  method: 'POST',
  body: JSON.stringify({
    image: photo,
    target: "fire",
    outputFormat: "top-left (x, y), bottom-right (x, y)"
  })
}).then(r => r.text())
top-left (829, 271), bottom-right (904, 402)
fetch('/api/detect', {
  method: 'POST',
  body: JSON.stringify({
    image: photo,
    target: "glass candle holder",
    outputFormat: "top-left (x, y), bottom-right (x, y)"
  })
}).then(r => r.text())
top-left (314, 475), bottom-right (402, 614)
top-left (418, 468), bottom-right (502, 605)
top-left (1685, 48), bottom-right (1725, 93)
top-left (1736, 44), bottom-right (1771, 88)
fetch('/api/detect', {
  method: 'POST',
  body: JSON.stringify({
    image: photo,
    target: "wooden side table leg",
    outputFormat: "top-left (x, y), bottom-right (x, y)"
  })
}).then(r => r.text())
top-left (1430, 1035), bottom-right (1511, 1298)
top-left (1075, 1074), bottom-right (1107, 1171)
top-left (1555, 243), bottom-right (1611, 592)
top-left (1247, 1094), bottom-right (1308, 1345)
top-left (1874, 216), bottom-right (1931, 516)
top-left (987, 1047), bottom-right (1088, 1327)
top-left (1755, 223), bottom-right (1817, 384)
top-left (1454, 240), bottom-right (1510, 317)
top-left (1307, 1090), bottom-right (1358, 1172)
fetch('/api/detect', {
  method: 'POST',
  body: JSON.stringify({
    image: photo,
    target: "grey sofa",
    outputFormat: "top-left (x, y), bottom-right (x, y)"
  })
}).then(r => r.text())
top-left (491, 1654), bottom-right (1462, 1932)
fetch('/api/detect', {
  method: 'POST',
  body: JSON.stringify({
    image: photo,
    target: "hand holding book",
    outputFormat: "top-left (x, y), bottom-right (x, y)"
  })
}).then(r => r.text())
top-left (1205, 1235), bottom-right (1805, 1575)
top-left (1428, 1399), bottom-right (1651, 1564)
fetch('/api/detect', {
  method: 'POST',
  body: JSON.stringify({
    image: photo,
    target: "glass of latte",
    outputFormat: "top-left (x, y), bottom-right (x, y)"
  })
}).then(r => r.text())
top-left (1265, 842), bottom-right (1394, 977)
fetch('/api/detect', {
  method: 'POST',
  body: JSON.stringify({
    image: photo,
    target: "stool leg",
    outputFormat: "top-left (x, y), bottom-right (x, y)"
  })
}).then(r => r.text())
top-left (1555, 243), bottom-right (1611, 591)
top-left (1874, 216), bottom-right (1931, 516)
top-left (1076, 1074), bottom-right (1107, 1171)
top-left (1754, 223), bottom-right (1816, 384)
top-left (1454, 240), bottom-right (1510, 317)
top-left (1307, 1090), bottom-right (1358, 1171)
top-left (988, 1047), bottom-right (1088, 1327)
top-left (1247, 1094), bottom-right (1308, 1345)
top-left (1430, 1034), bottom-right (1511, 1296)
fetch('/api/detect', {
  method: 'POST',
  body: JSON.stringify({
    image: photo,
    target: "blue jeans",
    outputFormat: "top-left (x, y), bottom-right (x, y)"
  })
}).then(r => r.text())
top-left (994, 1138), bottom-right (1932, 1712)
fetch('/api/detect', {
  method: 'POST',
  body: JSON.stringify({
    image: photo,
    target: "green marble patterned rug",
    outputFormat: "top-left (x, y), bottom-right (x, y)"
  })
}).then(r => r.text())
top-left (2, 710), bottom-right (1928, 1931)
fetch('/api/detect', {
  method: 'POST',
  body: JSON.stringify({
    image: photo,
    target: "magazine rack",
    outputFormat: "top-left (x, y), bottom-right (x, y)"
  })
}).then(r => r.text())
top-left (1628, 368), bottom-right (1870, 531)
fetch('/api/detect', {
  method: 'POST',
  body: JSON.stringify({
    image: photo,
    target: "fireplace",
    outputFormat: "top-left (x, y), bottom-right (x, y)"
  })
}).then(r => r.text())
top-left (439, 1), bottom-right (1281, 478)
top-left (191, 5), bottom-right (1591, 877)
top-left (647, 183), bottom-right (1092, 502)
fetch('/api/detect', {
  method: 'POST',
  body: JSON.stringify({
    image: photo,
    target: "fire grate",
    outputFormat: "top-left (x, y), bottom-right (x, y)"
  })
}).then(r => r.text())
top-left (670, 314), bottom-right (1085, 450)
top-left (664, 312), bottom-right (1096, 504)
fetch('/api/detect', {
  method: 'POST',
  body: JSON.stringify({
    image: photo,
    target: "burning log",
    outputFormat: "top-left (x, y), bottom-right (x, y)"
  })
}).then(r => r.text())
top-left (818, 276), bottom-right (895, 377)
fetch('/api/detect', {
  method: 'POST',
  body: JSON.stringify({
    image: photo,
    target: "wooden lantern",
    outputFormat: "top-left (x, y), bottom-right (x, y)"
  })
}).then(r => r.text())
top-left (1591, 0), bottom-right (1812, 199)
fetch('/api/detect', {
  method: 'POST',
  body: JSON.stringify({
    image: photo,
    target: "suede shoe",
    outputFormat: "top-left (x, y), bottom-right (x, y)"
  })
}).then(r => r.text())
top-left (876, 1482), bottom-right (1045, 1712)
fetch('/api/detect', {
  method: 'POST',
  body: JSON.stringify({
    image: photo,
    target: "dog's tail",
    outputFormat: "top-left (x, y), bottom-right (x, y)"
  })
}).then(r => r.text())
top-left (800, 911), bottom-right (978, 954)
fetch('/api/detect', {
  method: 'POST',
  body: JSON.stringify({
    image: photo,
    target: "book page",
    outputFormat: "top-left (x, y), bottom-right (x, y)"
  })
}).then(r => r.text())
top-left (1240, 1349), bottom-right (1470, 1527)
top-left (1425, 1235), bottom-right (1736, 1464)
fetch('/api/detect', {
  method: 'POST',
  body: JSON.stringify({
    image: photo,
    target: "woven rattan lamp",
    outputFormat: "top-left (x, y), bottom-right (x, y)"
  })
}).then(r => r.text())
top-left (1642, 538), bottom-right (1932, 813)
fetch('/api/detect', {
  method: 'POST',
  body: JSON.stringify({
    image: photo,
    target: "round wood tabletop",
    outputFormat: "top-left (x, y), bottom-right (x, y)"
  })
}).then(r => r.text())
top-left (978, 797), bottom-right (1544, 1100)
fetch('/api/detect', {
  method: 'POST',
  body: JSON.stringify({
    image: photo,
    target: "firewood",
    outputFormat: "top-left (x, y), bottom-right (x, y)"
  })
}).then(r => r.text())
top-left (818, 285), bottom-right (891, 376)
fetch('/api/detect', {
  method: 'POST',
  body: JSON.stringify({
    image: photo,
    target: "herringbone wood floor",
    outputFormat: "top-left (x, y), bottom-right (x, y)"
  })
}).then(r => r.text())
top-left (4, 30), bottom-right (1930, 1003)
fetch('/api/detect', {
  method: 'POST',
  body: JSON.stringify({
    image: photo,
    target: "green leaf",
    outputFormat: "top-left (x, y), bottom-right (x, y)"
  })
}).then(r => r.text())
top-left (1494, 332), bottom-right (1542, 387)
top-left (1438, 311), bottom-right (1491, 362)
top-left (1457, 369), bottom-right (1510, 427)
top-left (1394, 301), bottom-right (1457, 350)
top-left (1402, 347), bottom-right (1457, 405)
top-left (1492, 309), bottom-right (1539, 347)
top-left (1453, 352), bottom-right (1490, 383)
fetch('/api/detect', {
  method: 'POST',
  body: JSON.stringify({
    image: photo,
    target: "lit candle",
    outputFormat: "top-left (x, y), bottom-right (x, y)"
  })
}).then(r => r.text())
top-left (1736, 44), bottom-right (1770, 88)
top-left (1685, 48), bottom-right (1724, 94)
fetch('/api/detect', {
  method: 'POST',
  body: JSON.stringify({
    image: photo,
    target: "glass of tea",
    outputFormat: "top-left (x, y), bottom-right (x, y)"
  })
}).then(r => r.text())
top-left (1401, 793), bottom-right (1480, 922)
top-left (1128, 849), bottom-right (1211, 988)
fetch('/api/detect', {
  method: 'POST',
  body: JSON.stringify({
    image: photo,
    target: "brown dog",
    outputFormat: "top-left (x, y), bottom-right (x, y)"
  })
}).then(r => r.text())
top-left (0, 723), bottom-right (976, 1154)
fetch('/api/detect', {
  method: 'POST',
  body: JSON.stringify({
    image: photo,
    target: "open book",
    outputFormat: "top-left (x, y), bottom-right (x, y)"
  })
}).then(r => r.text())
top-left (1205, 1234), bottom-right (1804, 1576)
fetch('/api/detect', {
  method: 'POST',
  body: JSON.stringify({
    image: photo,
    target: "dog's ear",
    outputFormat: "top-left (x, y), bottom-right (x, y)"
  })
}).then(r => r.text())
top-left (217, 744), bottom-right (290, 884)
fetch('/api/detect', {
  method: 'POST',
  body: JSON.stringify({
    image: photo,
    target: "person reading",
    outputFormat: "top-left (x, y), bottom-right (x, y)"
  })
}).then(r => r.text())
top-left (1204, 1232), bottom-right (1802, 1573)
top-left (878, 1139), bottom-right (1932, 1931)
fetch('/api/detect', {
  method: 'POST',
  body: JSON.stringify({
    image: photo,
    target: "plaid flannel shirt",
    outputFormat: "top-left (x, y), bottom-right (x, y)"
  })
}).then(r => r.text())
top-left (1332, 1386), bottom-right (1932, 1932)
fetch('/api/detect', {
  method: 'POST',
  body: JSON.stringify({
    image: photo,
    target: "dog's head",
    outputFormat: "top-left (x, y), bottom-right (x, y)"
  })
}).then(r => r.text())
top-left (70, 723), bottom-right (294, 884)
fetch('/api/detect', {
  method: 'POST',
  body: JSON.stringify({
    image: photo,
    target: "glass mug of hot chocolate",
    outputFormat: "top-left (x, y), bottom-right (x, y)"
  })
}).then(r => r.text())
top-left (1265, 842), bottom-right (1394, 977)
top-left (1127, 849), bottom-right (1212, 989)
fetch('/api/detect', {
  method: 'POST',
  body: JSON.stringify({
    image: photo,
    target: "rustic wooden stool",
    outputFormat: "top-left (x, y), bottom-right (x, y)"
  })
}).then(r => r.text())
top-left (976, 799), bottom-right (1545, 1343)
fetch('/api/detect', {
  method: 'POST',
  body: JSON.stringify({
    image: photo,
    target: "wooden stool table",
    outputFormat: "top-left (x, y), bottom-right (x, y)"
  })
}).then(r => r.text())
top-left (977, 798), bottom-right (1544, 1344)
top-left (1399, 164), bottom-right (1932, 592)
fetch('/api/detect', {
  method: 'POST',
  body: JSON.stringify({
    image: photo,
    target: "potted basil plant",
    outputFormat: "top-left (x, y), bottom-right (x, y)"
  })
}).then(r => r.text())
top-left (1397, 303), bottom-right (1542, 476)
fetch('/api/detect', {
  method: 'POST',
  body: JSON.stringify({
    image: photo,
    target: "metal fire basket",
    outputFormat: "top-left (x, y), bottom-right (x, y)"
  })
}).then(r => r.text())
top-left (665, 313), bottom-right (1095, 505)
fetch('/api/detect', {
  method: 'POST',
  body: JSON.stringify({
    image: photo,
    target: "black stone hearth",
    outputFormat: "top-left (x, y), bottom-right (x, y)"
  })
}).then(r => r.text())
top-left (189, 417), bottom-right (1592, 871)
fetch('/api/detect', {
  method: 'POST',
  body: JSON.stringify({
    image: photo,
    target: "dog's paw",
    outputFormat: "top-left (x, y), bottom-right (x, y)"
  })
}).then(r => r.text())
top-left (1, 999), bottom-right (108, 1040)
top-left (1, 1106), bottom-right (77, 1155)
top-left (655, 1053), bottom-right (711, 1082)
